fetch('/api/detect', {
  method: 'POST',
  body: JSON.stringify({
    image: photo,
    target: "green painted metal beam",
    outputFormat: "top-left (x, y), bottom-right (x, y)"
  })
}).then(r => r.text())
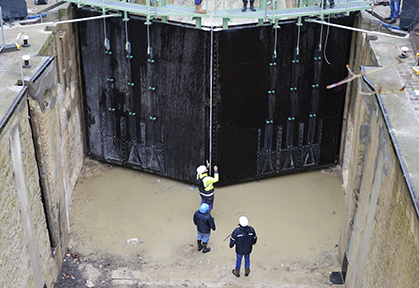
top-left (60, 0), bottom-right (371, 29)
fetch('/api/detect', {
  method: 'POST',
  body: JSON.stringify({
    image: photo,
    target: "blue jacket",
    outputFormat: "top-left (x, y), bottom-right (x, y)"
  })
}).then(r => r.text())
top-left (193, 210), bottom-right (216, 234)
top-left (229, 225), bottom-right (257, 255)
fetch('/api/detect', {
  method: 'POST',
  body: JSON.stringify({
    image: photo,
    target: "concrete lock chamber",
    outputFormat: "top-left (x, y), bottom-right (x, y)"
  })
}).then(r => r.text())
top-left (78, 8), bottom-right (355, 185)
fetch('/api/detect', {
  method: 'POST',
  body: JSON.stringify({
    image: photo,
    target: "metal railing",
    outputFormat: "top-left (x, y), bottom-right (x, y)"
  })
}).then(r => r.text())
top-left (60, 0), bottom-right (371, 28)
top-left (0, 7), bottom-right (5, 52)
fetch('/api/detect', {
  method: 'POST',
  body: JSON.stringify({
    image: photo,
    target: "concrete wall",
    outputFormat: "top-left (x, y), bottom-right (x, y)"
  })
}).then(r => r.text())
top-left (0, 4), bottom-right (85, 288)
top-left (339, 15), bottom-right (419, 287)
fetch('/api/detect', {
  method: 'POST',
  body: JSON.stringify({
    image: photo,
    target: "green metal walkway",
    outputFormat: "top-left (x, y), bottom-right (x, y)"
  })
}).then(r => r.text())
top-left (60, 0), bottom-right (371, 28)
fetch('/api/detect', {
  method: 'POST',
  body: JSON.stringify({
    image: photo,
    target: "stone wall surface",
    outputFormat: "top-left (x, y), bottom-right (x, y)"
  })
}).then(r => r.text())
top-left (2, 3), bottom-right (419, 287)
top-left (29, 3), bottom-right (84, 261)
top-left (0, 92), bottom-right (56, 288)
top-left (0, 3), bottom-right (84, 288)
top-left (340, 13), bottom-right (419, 288)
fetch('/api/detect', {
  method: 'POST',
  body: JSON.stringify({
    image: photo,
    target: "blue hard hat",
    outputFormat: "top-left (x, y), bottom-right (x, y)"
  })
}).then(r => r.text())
top-left (199, 203), bottom-right (209, 213)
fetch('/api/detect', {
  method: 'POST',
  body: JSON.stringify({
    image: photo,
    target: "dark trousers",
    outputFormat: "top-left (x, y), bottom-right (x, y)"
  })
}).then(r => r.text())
top-left (200, 198), bottom-right (213, 211)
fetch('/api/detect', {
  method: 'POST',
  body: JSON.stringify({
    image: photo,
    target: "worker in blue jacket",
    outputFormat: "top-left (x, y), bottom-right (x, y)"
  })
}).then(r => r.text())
top-left (230, 216), bottom-right (257, 277)
top-left (384, 0), bottom-right (401, 24)
top-left (193, 203), bottom-right (216, 253)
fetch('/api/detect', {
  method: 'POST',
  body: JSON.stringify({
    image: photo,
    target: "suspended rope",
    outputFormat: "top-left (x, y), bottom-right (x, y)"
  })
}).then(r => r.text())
top-left (319, 21), bottom-right (323, 52)
top-left (286, 23), bottom-right (300, 149)
top-left (307, 18), bottom-right (408, 39)
top-left (145, 22), bottom-right (157, 144)
top-left (103, 17), bottom-right (110, 51)
top-left (324, 16), bottom-right (332, 65)
top-left (269, 26), bottom-right (278, 112)
top-left (273, 25), bottom-right (278, 59)
top-left (290, 23), bottom-right (300, 117)
top-left (264, 26), bottom-right (278, 151)
top-left (209, 26), bottom-right (214, 172)
top-left (147, 23), bottom-right (152, 58)
top-left (125, 20), bottom-right (131, 55)
top-left (296, 24), bottom-right (301, 56)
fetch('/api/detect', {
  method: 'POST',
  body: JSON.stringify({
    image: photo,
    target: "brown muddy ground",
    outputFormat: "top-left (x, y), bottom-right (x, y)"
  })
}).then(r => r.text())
top-left (54, 159), bottom-right (344, 288)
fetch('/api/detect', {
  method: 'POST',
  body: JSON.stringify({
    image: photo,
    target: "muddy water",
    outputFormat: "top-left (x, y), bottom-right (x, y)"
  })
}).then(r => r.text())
top-left (70, 164), bottom-right (343, 269)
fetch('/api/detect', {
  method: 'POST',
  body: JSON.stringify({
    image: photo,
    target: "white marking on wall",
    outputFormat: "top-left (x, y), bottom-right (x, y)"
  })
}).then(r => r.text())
top-left (10, 126), bottom-right (45, 288)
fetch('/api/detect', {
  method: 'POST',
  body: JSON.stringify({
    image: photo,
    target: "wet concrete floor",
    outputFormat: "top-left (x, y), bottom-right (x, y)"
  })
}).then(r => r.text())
top-left (62, 160), bottom-right (344, 287)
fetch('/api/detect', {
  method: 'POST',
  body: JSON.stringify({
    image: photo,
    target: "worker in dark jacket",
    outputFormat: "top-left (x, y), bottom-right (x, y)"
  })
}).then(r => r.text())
top-left (229, 216), bottom-right (257, 277)
top-left (193, 203), bottom-right (216, 253)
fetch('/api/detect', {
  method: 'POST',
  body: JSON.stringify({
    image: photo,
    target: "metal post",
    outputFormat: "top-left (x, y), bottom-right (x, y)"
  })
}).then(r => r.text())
top-left (154, 0), bottom-right (157, 20)
top-left (264, 0), bottom-right (268, 23)
top-left (195, 17), bottom-right (201, 29)
top-left (0, 7), bottom-right (5, 52)
top-left (161, 0), bottom-right (168, 22)
top-left (123, 0), bottom-right (129, 21)
top-left (223, 18), bottom-right (229, 29)
top-left (19, 53), bottom-right (25, 86)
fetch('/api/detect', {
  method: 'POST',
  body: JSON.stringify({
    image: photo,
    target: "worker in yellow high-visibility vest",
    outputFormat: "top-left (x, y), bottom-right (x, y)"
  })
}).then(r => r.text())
top-left (196, 163), bottom-right (219, 211)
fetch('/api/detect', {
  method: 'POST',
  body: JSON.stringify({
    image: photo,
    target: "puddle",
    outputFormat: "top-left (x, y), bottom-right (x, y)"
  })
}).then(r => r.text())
top-left (70, 164), bottom-right (343, 267)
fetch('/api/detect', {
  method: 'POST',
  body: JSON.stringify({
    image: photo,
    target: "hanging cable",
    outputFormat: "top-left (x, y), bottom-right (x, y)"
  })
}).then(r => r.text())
top-left (319, 21), bottom-right (323, 52)
top-left (307, 18), bottom-right (408, 39)
top-left (147, 23), bottom-right (152, 57)
top-left (103, 17), bottom-right (110, 50)
top-left (125, 20), bottom-right (131, 54)
top-left (6, 13), bottom-right (120, 29)
top-left (324, 16), bottom-right (331, 65)
top-left (290, 23), bottom-right (300, 116)
top-left (145, 22), bottom-right (157, 144)
top-left (296, 24), bottom-right (301, 55)
top-left (103, 17), bottom-right (107, 37)
top-left (209, 26), bottom-right (214, 173)
top-left (274, 26), bottom-right (278, 59)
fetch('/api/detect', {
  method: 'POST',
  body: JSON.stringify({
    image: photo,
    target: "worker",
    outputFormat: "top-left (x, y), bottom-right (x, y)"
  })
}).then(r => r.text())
top-left (193, 203), bottom-right (216, 253)
top-left (384, 0), bottom-right (401, 24)
top-left (230, 216), bottom-right (257, 278)
top-left (196, 162), bottom-right (219, 212)
top-left (242, 0), bottom-right (256, 12)
top-left (322, 0), bottom-right (335, 9)
top-left (194, 0), bottom-right (206, 14)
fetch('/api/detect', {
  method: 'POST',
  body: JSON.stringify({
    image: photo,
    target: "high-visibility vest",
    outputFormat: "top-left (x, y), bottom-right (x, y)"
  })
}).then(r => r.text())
top-left (197, 172), bottom-right (219, 196)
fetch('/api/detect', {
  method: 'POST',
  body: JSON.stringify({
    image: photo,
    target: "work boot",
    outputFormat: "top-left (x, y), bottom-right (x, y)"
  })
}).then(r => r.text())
top-left (195, 4), bottom-right (206, 14)
top-left (249, 2), bottom-right (256, 11)
top-left (197, 240), bottom-right (203, 251)
top-left (232, 268), bottom-right (240, 277)
top-left (242, 1), bottom-right (247, 12)
top-left (245, 268), bottom-right (251, 276)
top-left (202, 242), bottom-right (211, 253)
top-left (329, 1), bottom-right (335, 8)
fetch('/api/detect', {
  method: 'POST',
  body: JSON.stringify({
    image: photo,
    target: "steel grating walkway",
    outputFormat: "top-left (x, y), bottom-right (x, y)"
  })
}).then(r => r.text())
top-left (61, 0), bottom-right (371, 28)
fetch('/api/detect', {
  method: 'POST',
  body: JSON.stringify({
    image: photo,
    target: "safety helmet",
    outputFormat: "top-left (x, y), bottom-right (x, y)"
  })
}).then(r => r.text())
top-left (239, 216), bottom-right (248, 227)
top-left (199, 203), bottom-right (209, 213)
top-left (197, 165), bottom-right (207, 174)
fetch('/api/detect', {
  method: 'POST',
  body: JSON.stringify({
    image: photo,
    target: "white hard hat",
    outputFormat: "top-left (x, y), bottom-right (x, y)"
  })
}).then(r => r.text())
top-left (197, 165), bottom-right (207, 174)
top-left (239, 216), bottom-right (248, 227)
